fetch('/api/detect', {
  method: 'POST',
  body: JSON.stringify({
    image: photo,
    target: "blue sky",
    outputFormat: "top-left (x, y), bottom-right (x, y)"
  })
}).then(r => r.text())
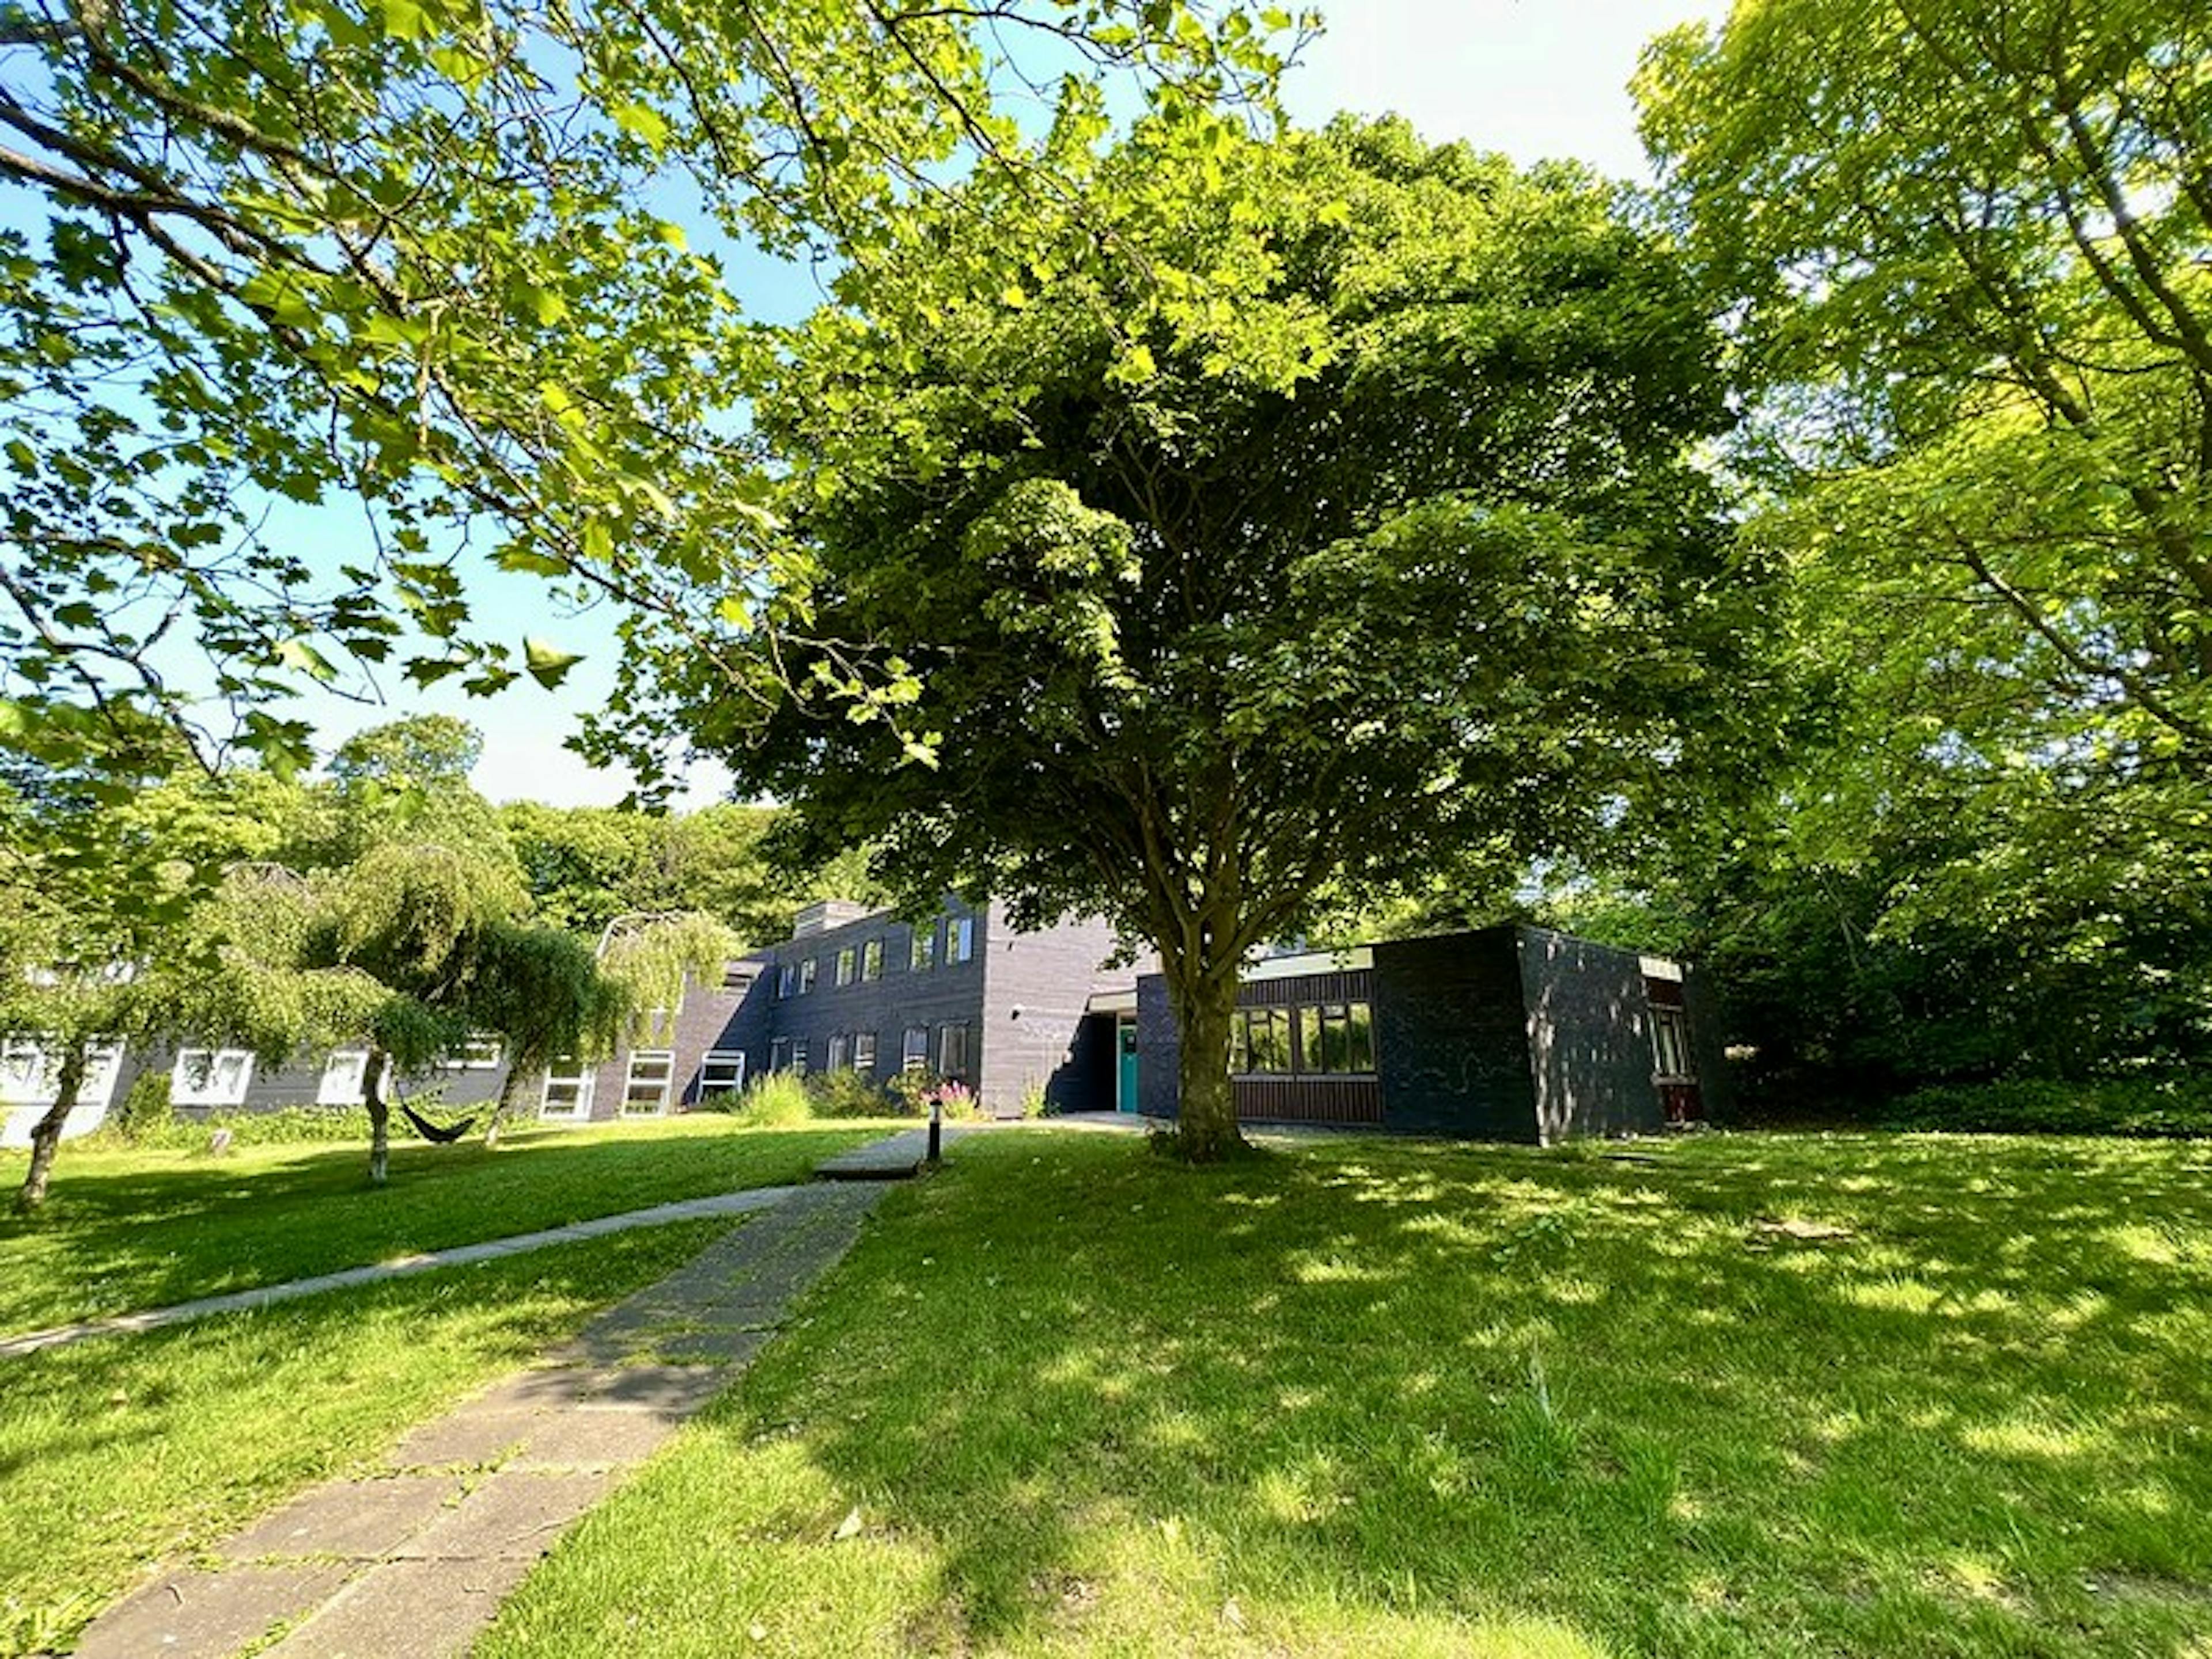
top-left (291, 0), bottom-right (1734, 809)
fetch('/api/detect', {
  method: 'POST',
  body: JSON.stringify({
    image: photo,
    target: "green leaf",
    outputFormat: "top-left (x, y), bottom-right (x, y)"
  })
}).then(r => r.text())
top-left (524, 636), bottom-right (585, 688)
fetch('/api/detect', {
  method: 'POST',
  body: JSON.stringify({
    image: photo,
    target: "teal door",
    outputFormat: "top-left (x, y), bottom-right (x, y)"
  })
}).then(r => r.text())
top-left (1117, 1017), bottom-right (1139, 1113)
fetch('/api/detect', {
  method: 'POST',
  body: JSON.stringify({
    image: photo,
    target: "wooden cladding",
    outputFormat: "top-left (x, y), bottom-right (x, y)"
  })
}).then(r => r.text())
top-left (1239, 969), bottom-right (1373, 1007)
top-left (1232, 1075), bottom-right (1385, 1126)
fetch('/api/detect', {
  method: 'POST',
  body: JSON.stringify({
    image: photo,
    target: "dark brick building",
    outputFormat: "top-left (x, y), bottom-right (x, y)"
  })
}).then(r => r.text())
top-left (1135, 923), bottom-right (1722, 1143)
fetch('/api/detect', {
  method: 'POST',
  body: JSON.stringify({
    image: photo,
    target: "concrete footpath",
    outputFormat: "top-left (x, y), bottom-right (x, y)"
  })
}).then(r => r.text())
top-left (0, 1187), bottom-right (802, 1361)
top-left (66, 1181), bottom-right (886, 1659)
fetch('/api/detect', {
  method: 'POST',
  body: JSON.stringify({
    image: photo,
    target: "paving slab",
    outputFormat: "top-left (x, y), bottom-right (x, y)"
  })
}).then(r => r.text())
top-left (72, 1564), bottom-right (353, 1659)
top-left (261, 1556), bottom-right (537, 1659)
top-left (466, 1362), bottom-right (726, 1416)
top-left (217, 1476), bottom-right (462, 1563)
top-left (393, 1470), bottom-right (620, 1562)
top-left (63, 1154), bottom-right (893, 1659)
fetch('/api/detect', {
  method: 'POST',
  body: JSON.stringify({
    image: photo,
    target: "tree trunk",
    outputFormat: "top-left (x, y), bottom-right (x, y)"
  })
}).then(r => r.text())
top-left (482, 1064), bottom-right (524, 1149)
top-left (364, 1049), bottom-right (391, 1187)
top-left (1171, 965), bottom-right (1245, 1163)
top-left (14, 1041), bottom-right (88, 1214)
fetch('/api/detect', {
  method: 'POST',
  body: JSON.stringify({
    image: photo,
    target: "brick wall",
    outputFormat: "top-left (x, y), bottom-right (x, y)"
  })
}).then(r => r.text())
top-left (1371, 927), bottom-right (1540, 1140)
top-left (1516, 927), bottom-right (1665, 1142)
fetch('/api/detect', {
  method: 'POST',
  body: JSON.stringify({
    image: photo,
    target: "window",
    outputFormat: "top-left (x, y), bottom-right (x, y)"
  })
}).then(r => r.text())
top-left (443, 1032), bottom-right (503, 1070)
top-left (791, 1039), bottom-right (809, 1077)
top-left (902, 1025), bottom-right (930, 1072)
top-left (1297, 1002), bottom-right (1375, 1074)
top-left (1231, 1007), bottom-right (1293, 1075)
top-left (861, 938), bottom-right (884, 981)
top-left (937, 1022), bottom-right (971, 1081)
top-left (319, 1050), bottom-right (369, 1106)
top-left (910, 925), bottom-right (936, 972)
top-left (778, 964), bottom-right (796, 1000)
top-left (770, 1037), bottom-right (792, 1073)
top-left (827, 1033), bottom-right (850, 1071)
top-left (540, 1056), bottom-right (594, 1120)
top-left (835, 946), bottom-right (856, 988)
top-left (1650, 1006), bottom-right (1692, 1080)
top-left (698, 1051), bottom-right (747, 1102)
top-left (173, 1048), bottom-right (255, 1107)
top-left (0, 1041), bottom-right (47, 1103)
top-left (853, 1031), bottom-right (877, 1073)
top-left (797, 957), bottom-right (817, 995)
top-left (948, 915), bottom-right (976, 963)
top-left (623, 1050), bottom-right (675, 1115)
top-left (0, 1040), bottom-right (122, 1106)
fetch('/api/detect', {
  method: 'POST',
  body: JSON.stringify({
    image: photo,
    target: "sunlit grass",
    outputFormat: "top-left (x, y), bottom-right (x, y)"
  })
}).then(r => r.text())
top-left (0, 1117), bottom-right (880, 1332)
top-left (0, 1218), bottom-right (730, 1656)
top-left (482, 1129), bottom-right (2212, 1658)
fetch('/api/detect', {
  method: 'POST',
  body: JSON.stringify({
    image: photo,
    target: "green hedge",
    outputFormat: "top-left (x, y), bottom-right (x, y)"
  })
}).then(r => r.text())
top-left (1885, 1078), bottom-right (2212, 1139)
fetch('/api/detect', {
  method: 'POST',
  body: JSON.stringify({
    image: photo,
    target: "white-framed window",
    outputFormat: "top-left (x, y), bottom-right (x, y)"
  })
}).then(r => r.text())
top-left (861, 939), bottom-right (884, 981)
top-left (173, 1048), bottom-right (255, 1108)
top-left (791, 1039), bottom-right (809, 1077)
top-left (853, 1031), bottom-right (877, 1073)
top-left (541, 1056), bottom-right (594, 1120)
top-left (443, 1032), bottom-right (503, 1070)
top-left (770, 1036), bottom-right (792, 1072)
top-left (797, 958), bottom-right (817, 995)
top-left (910, 925), bottom-right (936, 972)
top-left (623, 1050), bottom-right (675, 1116)
top-left (778, 964), bottom-right (796, 999)
top-left (0, 1039), bottom-right (124, 1107)
top-left (827, 1033), bottom-right (850, 1071)
top-left (698, 1050), bottom-right (747, 1101)
top-left (902, 1025), bottom-right (929, 1072)
top-left (319, 1050), bottom-right (370, 1106)
top-left (0, 1041), bottom-right (48, 1103)
top-left (834, 946), bottom-right (856, 988)
top-left (937, 1022), bottom-right (971, 1081)
top-left (948, 915), bottom-right (976, 963)
top-left (1650, 1006), bottom-right (1692, 1080)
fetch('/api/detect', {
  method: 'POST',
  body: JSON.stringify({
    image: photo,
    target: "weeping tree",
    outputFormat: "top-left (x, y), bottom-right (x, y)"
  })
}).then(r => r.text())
top-left (309, 840), bottom-right (524, 1182)
top-left (594, 910), bottom-right (738, 1047)
top-left (467, 923), bottom-right (628, 1147)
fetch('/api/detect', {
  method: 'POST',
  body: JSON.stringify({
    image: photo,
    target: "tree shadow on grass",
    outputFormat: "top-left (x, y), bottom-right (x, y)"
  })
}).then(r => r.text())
top-left (672, 1130), bottom-right (2212, 1657)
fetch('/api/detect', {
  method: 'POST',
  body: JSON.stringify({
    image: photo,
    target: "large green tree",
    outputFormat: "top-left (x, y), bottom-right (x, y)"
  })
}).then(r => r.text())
top-left (1638, 0), bottom-right (2212, 767)
top-left (609, 115), bottom-right (1762, 1158)
top-left (0, 0), bottom-right (1292, 786)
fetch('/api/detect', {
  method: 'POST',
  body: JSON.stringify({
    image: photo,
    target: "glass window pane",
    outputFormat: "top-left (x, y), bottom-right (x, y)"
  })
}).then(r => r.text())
top-left (1346, 1002), bottom-right (1374, 1073)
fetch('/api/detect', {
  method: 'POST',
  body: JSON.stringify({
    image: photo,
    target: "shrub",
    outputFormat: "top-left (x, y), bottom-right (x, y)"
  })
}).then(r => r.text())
top-left (735, 1071), bottom-right (815, 1127)
top-left (109, 1070), bottom-right (172, 1140)
top-left (887, 1069), bottom-right (983, 1120)
top-left (110, 1105), bottom-right (376, 1151)
top-left (805, 1068), bottom-right (893, 1119)
top-left (1885, 1077), bottom-right (2212, 1139)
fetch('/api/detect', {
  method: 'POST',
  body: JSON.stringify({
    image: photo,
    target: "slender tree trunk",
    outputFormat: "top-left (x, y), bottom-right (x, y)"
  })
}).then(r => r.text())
top-left (364, 1048), bottom-right (391, 1187)
top-left (1171, 966), bottom-right (1245, 1163)
top-left (482, 1064), bottom-right (524, 1149)
top-left (14, 1042), bottom-right (88, 1214)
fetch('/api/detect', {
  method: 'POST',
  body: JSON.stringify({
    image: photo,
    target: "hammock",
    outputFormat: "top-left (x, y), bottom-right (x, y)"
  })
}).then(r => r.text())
top-left (397, 1100), bottom-right (479, 1144)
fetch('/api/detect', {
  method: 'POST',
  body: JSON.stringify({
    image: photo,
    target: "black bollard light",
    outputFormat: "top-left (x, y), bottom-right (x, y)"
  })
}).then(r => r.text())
top-left (927, 1094), bottom-right (942, 1164)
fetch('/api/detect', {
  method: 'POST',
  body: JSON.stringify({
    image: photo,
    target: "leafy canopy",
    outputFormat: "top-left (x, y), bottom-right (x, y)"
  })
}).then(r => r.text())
top-left (609, 113), bottom-right (1761, 1153)
top-left (0, 0), bottom-right (1300, 783)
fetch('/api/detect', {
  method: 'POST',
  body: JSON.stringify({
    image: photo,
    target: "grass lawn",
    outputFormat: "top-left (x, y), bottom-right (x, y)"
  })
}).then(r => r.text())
top-left (480, 1128), bottom-right (2212, 1658)
top-left (0, 1217), bottom-right (731, 1656)
top-left (0, 1117), bottom-right (882, 1333)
